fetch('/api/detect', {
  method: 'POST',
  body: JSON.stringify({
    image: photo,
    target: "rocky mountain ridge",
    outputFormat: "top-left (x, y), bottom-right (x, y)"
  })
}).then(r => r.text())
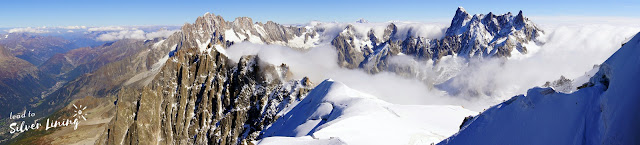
top-left (1, 7), bottom-right (550, 145)
top-left (332, 7), bottom-right (544, 73)
top-left (89, 9), bottom-right (544, 144)
top-left (100, 39), bottom-right (313, 144)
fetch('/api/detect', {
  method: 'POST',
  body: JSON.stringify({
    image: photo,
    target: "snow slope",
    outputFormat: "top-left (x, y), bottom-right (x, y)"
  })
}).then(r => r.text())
top-left (257, 136), bottom-right (346, 145)
top-left (258, 79), bottom-right (477, 145)
top-left (439, 32), bottom-right (640, 145)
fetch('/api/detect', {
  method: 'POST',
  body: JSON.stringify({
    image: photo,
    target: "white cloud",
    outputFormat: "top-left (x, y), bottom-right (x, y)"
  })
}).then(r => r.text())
top-left (530, 16), bottom-right (640, 27)
top-left (96, 29), bottom-right (145, 41)
top-left (59, 26), bottom-right (87, 29)
top-left (145, 29), bottom-right (178, 39)
top-left (309, 21), bottom-right (447, 42)
top-left (95, 29), bottom-right (177, 41)
top-left (6, 27), bottom-right (50, 33)
top-left (87, 26), bottom-right (127, 32)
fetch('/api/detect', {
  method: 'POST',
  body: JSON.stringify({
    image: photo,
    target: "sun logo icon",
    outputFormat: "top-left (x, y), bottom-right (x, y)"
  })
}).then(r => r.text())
top-left (72, 104), bottom-right (87, 121)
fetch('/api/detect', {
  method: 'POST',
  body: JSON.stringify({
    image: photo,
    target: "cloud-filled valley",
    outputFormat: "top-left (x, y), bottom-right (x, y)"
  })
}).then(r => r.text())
top-left (2, 4), bottom-right (640, 144)
top-left (226, 22), bottom-right (640, 111)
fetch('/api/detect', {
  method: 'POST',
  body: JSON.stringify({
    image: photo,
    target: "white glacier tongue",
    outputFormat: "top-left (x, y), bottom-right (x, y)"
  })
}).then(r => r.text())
top-left (259, 79), bottom-right (476, 145)
top-left (439, 32), bottom-right (640, 145)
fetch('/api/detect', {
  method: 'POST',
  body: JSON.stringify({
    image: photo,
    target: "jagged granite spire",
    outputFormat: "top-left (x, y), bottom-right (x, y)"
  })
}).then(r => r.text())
top-left (445, 7), bottom-right (472, 36)
top-left (331, 7), bottom-right (545, 74)
top-left (514, 10), bottom-right (526, 27)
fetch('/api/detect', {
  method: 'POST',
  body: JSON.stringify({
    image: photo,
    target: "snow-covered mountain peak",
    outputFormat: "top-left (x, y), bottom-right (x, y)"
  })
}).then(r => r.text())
top-left (456, 6), bottom-right (468, 13)
top-left (157, 12), bottom-right (322, 57)
top-left (445, 8), bottom-right (540, 38)
top-left (447, 7), bottom-right (472, 36)
top-left (440, 8), bottom-right (544, 59)
top-left (356, 18), bottom-right (369, 23)
top-left (331, 8), bottom-right (544, 73)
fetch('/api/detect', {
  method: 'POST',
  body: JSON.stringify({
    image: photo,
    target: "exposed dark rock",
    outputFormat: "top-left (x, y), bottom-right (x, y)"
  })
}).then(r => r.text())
top-left (543, 75), bottom-right (573, 93)
top-left (101, 45), bottom-right (312, 144)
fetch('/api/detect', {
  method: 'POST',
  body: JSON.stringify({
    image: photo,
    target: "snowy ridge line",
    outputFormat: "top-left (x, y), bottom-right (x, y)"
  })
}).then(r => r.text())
top-left (439, 32), bottom-right (640, 145)
top-left (257, 79), bottom-right (476, 145)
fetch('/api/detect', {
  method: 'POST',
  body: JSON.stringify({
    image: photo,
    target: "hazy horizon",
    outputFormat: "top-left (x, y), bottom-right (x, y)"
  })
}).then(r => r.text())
top-left (2, 0), bottom-right (639, 28)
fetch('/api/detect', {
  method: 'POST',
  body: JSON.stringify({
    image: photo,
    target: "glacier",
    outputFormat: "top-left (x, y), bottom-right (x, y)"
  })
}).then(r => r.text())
top-left (256, 79), bottom-right (476, 145)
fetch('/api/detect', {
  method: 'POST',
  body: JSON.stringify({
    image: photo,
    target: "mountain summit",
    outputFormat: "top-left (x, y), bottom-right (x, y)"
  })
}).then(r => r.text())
top-left (444, 7), bottom-right (543, 57)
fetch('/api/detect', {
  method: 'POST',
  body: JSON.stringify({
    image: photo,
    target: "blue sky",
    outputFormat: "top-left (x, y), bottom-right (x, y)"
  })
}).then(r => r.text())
top-left (1, 0), bottom-right (639, 28)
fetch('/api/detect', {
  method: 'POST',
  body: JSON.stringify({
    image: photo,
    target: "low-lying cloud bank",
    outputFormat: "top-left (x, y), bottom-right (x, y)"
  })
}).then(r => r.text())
top-left (2, 26), bottom-right (179, 42)
top-left (225, 23), bottom-right (640, 111)
top-left (226, 43), bottom-right (460, 107)
top-left (307, 21), bottom-right (448, 42)
top-left (95, 29), bottom-right (177, 41)
top-left (7, 27), bottom-right (50, 33)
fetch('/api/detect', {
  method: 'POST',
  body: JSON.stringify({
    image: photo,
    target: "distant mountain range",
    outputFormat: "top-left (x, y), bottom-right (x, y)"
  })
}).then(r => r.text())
top-left (94, 7), bottom-right (545, 145)
top-left (1, 7), bottom-right (638, 145)
top-left (0, 7), bottom-right (547, 144)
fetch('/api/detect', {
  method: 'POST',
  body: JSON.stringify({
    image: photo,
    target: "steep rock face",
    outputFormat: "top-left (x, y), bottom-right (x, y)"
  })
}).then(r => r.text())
top-left (332, 7), bottom-right (543, 73)
top-left (5, 12), bottom-right (320, 144)
top-left (330, 25), bottom-right (370, 69)
top-left (101, 46), bottom-right (312, 145)
top-left (97, 13), bottom-right (320, 144)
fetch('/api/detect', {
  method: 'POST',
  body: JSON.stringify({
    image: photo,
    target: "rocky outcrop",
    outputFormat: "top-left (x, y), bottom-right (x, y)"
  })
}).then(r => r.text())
top-left (101, 43), bottom-right (312, 144)
top-left (543, 75), bottom-right (573, 93)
